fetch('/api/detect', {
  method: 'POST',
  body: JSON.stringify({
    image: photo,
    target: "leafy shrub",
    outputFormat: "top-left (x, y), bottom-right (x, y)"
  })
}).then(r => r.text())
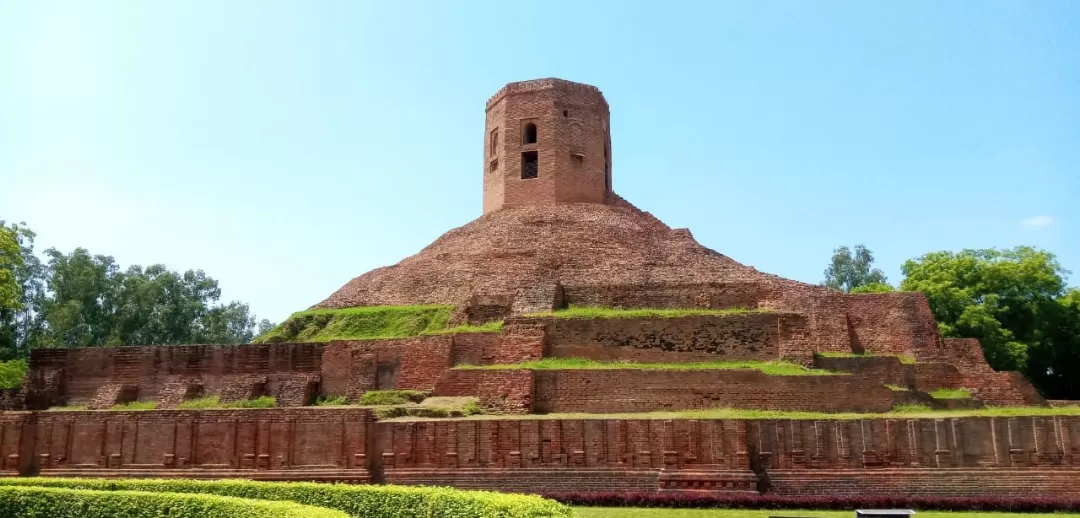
top-left (230, 396), bottom-right (277, 408)
top-left (112, 401), bottom-right (157, 410)
top-left (0, 485), bottom-right (346, 518)
top-left (0, 359), bottom-right (27, 390)
top-left (315, 395), bottom-right (351, 406)
top-left (360, 390), bottom-right (427, 405)
top-left (543, 491), bottom-right (1080, 513)
top-left (177, 396), bottom-right (220, 409)
top-left (0, 478), bottom-right (574, 518)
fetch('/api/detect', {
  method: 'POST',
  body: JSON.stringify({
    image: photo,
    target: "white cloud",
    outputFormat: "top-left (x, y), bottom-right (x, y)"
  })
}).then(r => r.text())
top-left (1021, 216), bottom-right (1054, 229)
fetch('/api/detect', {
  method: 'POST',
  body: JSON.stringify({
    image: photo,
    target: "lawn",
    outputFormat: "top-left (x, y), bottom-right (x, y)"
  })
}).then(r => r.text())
top-left (456, 358), bottom-right (837, 376)
top-left (574, 508), bottom-right (1079, 518)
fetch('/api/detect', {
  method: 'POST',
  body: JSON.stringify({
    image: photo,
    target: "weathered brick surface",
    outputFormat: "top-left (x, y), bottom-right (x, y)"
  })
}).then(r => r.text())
top-left (87, 384), bottom-right (138, 410)
top-left (483, 79), bottom-right (611, 214)
top-left (533, 370), bottom-right (896, 413)
top-left (14, 408), bottom-right (372, 480)
top-left (433, 369), bottom-right (534, 414)
top-left (813, 356), bottom-right (907, 386)
top-left (155, 380), bottom-right (203, 409)
top-left (2, 410), bottom-right (1080, 496)
top-left (527, 313), bottom-right (790, 363)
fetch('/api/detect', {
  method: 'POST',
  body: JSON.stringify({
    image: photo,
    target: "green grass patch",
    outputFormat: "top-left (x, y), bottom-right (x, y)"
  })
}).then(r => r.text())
top-left (0, 477), bottom-right (574, 518)
top-left (253, 305), bottom-right (454, 343)
top-left (46, 405), bottom-right (88, 412)
top-left (314, 395), bottom-right (352, 406)
top-left (0, 359), bottom-right (27, 389)
top-left (884, 384), bottom-right (910, 391)
top-left (230, 396), bottom-right (277, 408)
top-left (359, 389), bottom-right (427, 406)
top-left (111, 401), bottom-right (157, 410)
top-left (525, 306), bottom-right (767, 319)
top-left (575, 508), bottom-right (1077, 518)
top-left (457, 358), bottom-right (836, 376)
top-left (816, 351), bottom-right (917, 364)
top-left (176, 395), bottom-right (276, 409)
top-left (930, 388), bottom-right (973, 399)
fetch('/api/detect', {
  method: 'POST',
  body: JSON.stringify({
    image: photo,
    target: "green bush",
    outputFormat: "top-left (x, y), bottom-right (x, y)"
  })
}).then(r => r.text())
top-left (176, 396), bottom-right (276, 409)
top-left (0, 478), bottom-right (574, 518)
top-left (315, 395), bottom-right (352, 406)
top-left (0, 485), bottom-right (346, 518)
top-left (0, 359), bottom-right (27, 390)
top-left (360, 389), bottom-right (427, 405)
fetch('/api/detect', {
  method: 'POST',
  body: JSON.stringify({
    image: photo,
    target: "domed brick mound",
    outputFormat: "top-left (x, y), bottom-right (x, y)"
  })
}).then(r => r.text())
top-left (315, 197), bottom-right (809, 313)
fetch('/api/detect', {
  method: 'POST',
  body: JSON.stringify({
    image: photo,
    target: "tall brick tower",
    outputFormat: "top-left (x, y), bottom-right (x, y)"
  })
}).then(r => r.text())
top-left (482, 78), bottom-right (612, 214)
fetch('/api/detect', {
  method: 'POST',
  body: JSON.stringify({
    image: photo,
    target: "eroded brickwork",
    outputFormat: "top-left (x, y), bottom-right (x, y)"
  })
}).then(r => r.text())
top-left (532, 370), bottom-right (897, 413)
top-left (529, 313), bottom-right (790, 363)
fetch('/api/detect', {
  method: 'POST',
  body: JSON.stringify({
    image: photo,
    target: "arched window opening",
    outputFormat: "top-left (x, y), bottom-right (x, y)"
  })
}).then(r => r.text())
top-left (489, 128), bottom-right (499, 156)
top-left (523, 123), bottom-right (537, 144)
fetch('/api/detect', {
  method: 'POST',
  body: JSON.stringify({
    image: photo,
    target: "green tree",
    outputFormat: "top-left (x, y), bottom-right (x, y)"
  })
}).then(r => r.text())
top-left (37, 248), bottom-right (123, 348)
top-left (850, 282), bottom-right (895, 294)
top-left (1024, 289), bottom-right (1080, 399)
top-left (823, 245), bottom-right (889, 293)
top-left (0, 227), bottom-right (21, 313)
top-left (900, 247), bottom-right (1069, 373)
top-left (0, 221), bottom-right (47, 359)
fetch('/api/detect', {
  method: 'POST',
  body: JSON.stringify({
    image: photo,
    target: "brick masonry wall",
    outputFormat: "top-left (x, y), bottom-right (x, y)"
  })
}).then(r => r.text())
top-left (2, 410), bottom-right (1080, 496)
top-left (813, 356), bottom-right (908, 387)
top-left (524, 313), bottom-right (788, 363)
top-left (533, 370), bottom-right (897, 413)
top-left (840, 293), bottom-right (943, 356)
top-left (433, 369), bottom-right (534, 414)
top-left (909, 363), bottom-right (966, 391)
top-left (484, 79), bottom-right (611, 214)
top-left (559, 282), bottom-right (767, 311)
top-left (7, 408), bottom-right (372, 481)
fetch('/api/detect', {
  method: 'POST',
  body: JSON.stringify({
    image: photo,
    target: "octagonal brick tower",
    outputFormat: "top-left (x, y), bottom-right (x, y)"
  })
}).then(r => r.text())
top-left (482, 78), bottom-right (613, 214)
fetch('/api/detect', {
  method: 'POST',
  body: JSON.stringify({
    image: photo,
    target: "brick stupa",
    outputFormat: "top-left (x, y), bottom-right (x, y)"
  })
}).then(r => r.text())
top-left (1, 79), bottom-right (1073, 499)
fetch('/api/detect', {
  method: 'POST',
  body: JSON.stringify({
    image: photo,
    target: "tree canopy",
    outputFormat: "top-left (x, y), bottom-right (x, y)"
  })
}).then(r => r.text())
top-left (822, 244), bottom-right (889, 293)
top-left (900, 246), bottom-right (1068, 372)
top-left (0, 220), bottom-right (271, 360)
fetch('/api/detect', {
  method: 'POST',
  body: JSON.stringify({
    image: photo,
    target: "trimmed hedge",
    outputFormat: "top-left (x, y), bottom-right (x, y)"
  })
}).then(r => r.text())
top-left (544, 491), bottom-right (1080, 513)
top-left (0, 478), bottom-right (574, 518)
top-left (0, 485), bottom-right (347, 518)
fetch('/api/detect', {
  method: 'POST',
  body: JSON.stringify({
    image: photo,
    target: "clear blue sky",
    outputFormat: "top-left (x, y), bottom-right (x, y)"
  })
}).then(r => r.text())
top-left (1, 1), bottom-right (1077, 324)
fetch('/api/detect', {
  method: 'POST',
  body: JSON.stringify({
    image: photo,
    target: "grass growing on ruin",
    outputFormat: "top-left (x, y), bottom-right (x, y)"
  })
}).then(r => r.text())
top-left (45, 405), bottom-right (88, 412)
top-left (0, 359), bottom-right (27, 389)
top-left (885, 384), bottom-right (910, 391)
top-left (111, 401), bottom-right (157, 410)
top-left (359, 389), bottom-right (427, 405)
top-left (815, 351), bottom-right (917, 364)
top-left (176, 396), bottom-right (277, 409)
top-left (457, 358), bottom-right (837, 376)
top-left (314, 395), bottom-right (352, 406)
top-left (575, 509), bottom-right (1080, 518)
top-left (929, 388), bottom-right (973, 399)
top-left (253, 305), bottom-right (454, 343)
top-left (524, 306), bottom-right (768, 319)
top-left (374, 396), bottom-right (483, 420)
